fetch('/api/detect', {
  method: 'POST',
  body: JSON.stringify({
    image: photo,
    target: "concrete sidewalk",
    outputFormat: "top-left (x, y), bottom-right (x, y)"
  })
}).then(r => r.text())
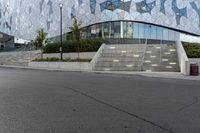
top-left (94, 71), bottom-right (200, 81)
top-left (1, 64), bottom-right (200, 81)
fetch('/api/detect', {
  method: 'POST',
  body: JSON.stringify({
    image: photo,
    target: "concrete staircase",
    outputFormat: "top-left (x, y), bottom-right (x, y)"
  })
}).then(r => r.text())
top-left (93, 44), bottom-right (146, 71)
top-left (0, 50), bottom-right (41, 66)
top-left (143, 44), bottom-right (180, 72)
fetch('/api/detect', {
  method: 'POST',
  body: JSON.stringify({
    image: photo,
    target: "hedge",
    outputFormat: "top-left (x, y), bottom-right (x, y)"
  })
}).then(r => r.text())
top-left (183, 42), bottom-right (200, 58)
top-left (43, 38), bottom-right (104, 53)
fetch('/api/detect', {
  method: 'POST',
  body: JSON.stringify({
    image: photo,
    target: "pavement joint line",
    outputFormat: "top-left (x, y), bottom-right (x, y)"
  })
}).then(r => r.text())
top-left (65, 86), bottom-right (176, 133)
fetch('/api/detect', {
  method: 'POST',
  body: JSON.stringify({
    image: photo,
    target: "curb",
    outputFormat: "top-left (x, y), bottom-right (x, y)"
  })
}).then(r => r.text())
top-left (0, 65), bottom-right (200, 81)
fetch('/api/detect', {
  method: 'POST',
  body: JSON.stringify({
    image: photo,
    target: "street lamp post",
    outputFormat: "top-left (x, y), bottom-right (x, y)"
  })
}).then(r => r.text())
top-left (59, 3), bottom-right (63, 60)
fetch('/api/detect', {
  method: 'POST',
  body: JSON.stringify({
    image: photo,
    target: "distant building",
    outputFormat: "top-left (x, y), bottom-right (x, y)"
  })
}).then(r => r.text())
top-left (0, 32), bottom-right (14, 50)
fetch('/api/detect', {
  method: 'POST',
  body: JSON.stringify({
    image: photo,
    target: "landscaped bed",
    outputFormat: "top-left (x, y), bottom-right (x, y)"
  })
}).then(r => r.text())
top-left (183, 42), bottom-right (200, 58)
top-left (43, 38), bottom-right (103, 53)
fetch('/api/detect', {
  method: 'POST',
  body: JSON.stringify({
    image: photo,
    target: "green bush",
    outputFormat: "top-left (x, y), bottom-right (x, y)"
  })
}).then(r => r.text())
top-left (43, 38), bottom-right (104, 53)
top-left (183, 42), bottom-right (200, 58)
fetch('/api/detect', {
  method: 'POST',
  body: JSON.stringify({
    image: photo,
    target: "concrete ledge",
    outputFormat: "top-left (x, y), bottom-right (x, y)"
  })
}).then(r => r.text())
top-left (1, 65), bottom-right (200, 80)
top-left (43, 52), bottom-right (96, 59)
top-left (28, 61), bottom-right (92, 71)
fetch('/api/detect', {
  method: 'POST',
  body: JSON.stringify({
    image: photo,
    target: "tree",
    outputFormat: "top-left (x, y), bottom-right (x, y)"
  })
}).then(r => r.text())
top-left (34, 28), bottom-right (47, 50)
top-left (69, 17), bottom-right (82, 60)
top-left (69, 17), bottom-right (82, 42)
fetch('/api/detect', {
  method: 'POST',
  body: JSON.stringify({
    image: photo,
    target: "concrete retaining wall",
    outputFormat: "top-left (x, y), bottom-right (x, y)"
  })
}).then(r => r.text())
top-left (28, 62), bottom-right (92, 71)
top-left (176, 41), bottom-right (190, 75)
top-left (176, 41), bottom-right (200, 75)
top-left (91, 43), bottom-right (105, 69)
top-left (43, 52), bottom-right (96, 59)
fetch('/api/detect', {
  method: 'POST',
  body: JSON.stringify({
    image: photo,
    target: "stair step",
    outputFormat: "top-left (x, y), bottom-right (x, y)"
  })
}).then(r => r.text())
top-left (94, 43), bottom-right (180, 72)
top-left (94, 67), bottom-right (142, 71)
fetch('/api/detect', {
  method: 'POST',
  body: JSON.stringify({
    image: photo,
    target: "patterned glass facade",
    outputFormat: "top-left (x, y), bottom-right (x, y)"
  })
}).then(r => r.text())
top-left (0, 0), bottom-right (200, 40)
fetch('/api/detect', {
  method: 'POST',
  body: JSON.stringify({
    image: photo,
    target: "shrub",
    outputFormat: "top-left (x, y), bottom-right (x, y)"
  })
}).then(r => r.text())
top-left (43, 38), bottom-right (104, 53)
top-left (183, 42), bottom-right (200, 58)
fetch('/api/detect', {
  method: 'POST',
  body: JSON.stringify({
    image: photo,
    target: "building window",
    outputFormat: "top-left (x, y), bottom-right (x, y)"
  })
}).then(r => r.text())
top-left (81, 27), bottom-right (87, 38)
top-left (157, 27), bottom-right (163, 40)
top-left (163, 28), bottom-right (169, 40)
top-left (111, 21), bottom-right (120, 38)
top-left (96, 24), bottom-right (102, 38)
top-left (138, 23), bottom-right (144, 39)
top-left (103, 22), bottom-right (110, 38)
top-left (144, 24), bottom-right (151, 39)
top-left (87, 26), bottom-right (91, 38)
top-left (168, 29), bottom-right (175, 41)
top-left (91, 25), bottom-right (97, 38)
top-left (81, 21), bottom-right (180, 41)
top-left (123, 22), bottom-right (133, 38)
top-left (151, 25), bottom-right (157, 40)
top-left (133, 22), bottom-right (139, 39)
top-left (90, 0), bottom-right (96, 14)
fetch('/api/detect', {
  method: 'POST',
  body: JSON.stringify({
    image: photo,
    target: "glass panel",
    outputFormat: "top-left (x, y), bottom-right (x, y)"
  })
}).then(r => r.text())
top-left (123, 22), bottom-right (133, 38)
top-left (103, 22), bottom-right (110, 38)
top-left (151, 25), bottom-right (157, 39)
top-left (133, 22), bottom-right (139, 38)
top-left (163, 28), bottom-right (169, 40)
top-left (174, 31), bottom-right (180, 40)
top-left (123, 22), bottom-right (127, 38)
top-left (138, 23), bottom-right (144, 39)
top-left (87, 26), bottom-right (91, 38)
top-left (91, 25), bottom-right (96, 38)
top-left (81, 27), bottom-right (87, 38)
top-left (90, 0), bottom-right (96, 14)
top-left (144, 24), bottom-right (151, 39)
top-left (168, 29), bottom-right (175, 41)
top-left (111, 22), bottom-right (114, 38)
top-left (111, 21), bottom-right (120, 38)
top-left (156, 27), bottom-right (163, 40)
top-left (97, 24), bottom-right (102, 38)
top-left (127, 22), bottom-right (133, 38)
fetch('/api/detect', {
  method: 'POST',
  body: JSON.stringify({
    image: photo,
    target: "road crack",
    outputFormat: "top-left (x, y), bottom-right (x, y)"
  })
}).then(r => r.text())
top-left (66, 86), bottom-right (176, 133)
top-left (178, 96), bottom-right (200, 112)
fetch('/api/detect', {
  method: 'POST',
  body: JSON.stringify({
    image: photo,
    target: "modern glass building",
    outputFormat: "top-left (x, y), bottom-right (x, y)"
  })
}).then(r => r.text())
top-left (0, 0), bottom-right (200, 42)
top-left (81, 21), bottom-right (180, 41)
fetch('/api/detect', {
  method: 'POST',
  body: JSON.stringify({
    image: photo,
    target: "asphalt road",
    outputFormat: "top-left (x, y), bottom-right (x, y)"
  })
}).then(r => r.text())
top-left (0, 68), bottom-right (200, 133)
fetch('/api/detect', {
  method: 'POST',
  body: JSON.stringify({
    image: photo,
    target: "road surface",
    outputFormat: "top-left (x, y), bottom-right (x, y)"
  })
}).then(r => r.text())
top-left (0, 67), bottom-right (200, 133)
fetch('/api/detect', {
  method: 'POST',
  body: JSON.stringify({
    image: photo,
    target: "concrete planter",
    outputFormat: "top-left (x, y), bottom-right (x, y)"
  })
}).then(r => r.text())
top-left (43, 52), bottom-right (96, 59)
top-left (28, 61), bottom-right (92, 71)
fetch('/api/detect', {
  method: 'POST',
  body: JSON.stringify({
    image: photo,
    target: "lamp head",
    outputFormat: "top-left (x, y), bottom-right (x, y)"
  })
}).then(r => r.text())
top-left (59, 3), bottom-right (63, 8)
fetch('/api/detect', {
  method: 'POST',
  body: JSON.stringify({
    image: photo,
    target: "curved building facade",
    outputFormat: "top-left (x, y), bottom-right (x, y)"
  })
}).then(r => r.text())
top-left (0, 0), bottom-right (200, 40)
